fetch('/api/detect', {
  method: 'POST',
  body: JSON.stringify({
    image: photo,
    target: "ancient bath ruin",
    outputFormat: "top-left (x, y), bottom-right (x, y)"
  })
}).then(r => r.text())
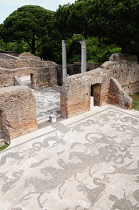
top-left (0, 41), bottom-right (139, 209)
top-left (0, 41), bottom-right (139, 142)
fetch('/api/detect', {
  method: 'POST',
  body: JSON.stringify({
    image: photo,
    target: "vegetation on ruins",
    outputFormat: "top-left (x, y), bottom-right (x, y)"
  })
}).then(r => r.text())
top-left (130, 93), bottom-right (139, 111)
top-left (0, 0), bottom-right (139, 63)
top-left (0, 142), bottom-right (9, 151)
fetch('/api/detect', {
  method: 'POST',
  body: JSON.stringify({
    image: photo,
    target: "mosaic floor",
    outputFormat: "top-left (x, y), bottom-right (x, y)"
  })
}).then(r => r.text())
top-left (0, 105), bottom-right (139, 210)
top-left (32, 87), bottom-right (61, 125)
top-left (20, 76), bottom-right (61, 125)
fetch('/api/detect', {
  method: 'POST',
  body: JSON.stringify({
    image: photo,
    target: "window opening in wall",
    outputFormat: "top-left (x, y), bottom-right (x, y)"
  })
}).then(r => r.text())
top-left (90, 83), bottom-right (101, 109)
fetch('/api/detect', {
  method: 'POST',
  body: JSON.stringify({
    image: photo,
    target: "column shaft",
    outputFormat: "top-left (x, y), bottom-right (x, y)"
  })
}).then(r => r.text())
top-left (80, 41), bottom-right (87, 73)
top-left (62, 40), bottom-right (67, 83)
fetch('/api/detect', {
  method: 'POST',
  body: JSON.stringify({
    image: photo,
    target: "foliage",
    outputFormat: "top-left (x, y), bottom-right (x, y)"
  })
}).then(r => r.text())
top-left (0, 143), bottom-right (8, 151)
top-left (66, 34), bottom-right (84, 63)
top-left (87, 37), bottom-right (121, 63)
top-left (83, 0), bottom-right (139, 55)
top-left (2, 5), bottom-right (54, 54)
top-left (66, 35), bottom-right (121, 64)
top-left (54, 0), bottom-right (139, 58)
top-left (1, 0), bottom-right (139, 63)
top-left (130, 93), bottom-right (139, 111)
top-left (0, 39), bottom-right (30, 53)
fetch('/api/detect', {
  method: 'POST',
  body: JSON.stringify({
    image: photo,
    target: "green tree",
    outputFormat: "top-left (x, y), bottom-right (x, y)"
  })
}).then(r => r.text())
top-left (56, 0), bottom-right (139, 56)
top-left (85, 0), bottom-right (139, 54)
top-left (54, 4), bottom-right (73, 40)
top-left (2, 5), bottom-right (54, 54)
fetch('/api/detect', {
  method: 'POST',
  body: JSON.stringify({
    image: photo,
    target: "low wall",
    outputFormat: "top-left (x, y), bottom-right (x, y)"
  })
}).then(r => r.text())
top-left (56, 62), bottom-right (101, 86)
top-left (108, 77), bottom-right (132, 109)
top-left (0, 86), bottom-right (38, 141)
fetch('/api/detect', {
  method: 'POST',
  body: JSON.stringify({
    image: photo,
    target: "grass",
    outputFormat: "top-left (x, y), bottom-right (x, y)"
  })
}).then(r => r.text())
top-left (130, 92), bottom-right (139, 111)
top-left (0, 144), bottom-right (8, 151)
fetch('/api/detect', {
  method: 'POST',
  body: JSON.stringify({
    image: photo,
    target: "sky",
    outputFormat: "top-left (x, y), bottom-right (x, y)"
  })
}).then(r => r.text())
top-left (0, 0), bottom-right (76, 24)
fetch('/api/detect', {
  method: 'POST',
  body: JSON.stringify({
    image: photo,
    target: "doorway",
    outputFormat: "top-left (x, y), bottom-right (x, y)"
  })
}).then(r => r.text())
top-left (30, 73), bottom-right (36, 88)
top-left (90, 83), bottom-right (101, 107)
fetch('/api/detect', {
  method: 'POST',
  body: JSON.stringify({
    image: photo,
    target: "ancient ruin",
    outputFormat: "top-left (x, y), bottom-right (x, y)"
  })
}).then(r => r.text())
top-left (0, 45), bottom-right (139, 210)
top-left (0, 86), bottom-right (38, 142)
top-left (0, 45), bottom-right (139, 142)
top-left (61, 53), bottom-right (138, 118)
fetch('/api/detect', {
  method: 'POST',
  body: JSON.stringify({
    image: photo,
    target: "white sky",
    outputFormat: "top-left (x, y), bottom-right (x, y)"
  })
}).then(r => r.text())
top-left (0, 0), bottom-right (76, 24)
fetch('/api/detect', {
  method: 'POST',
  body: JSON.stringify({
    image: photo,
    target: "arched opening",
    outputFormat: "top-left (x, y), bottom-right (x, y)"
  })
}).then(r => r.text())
top-left (90, 83), bottom-right (101, 109)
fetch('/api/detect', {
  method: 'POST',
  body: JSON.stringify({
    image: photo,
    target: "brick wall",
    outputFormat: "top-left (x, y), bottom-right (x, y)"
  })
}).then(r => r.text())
top-left (61, 53), bottom-right (139, 118)
top-left (31, 67), bottom-right (57, 88)
top-left (0, 53), bottom-right (58, 88)
top-left (0, 86), bottom-right (38, 141)
top-left (108, 77), bottom-right (132, 109)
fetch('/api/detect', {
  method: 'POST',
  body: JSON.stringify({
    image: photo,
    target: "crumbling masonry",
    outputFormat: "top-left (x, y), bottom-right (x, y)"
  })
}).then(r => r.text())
top-left (60, 53), bottom-right (138, 118)
top-left (0, 51), bottom-right (139, 141)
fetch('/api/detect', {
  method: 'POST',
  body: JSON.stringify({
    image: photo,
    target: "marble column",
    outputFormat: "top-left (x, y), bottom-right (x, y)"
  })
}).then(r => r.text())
top-left (80, 41), bottom-right (87, 73)
top-left (62, 40), bottom-right (67, 83)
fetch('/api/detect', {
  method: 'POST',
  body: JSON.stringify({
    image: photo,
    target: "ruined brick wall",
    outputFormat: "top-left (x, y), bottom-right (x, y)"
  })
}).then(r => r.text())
top-left (0, 53), bottom-right (58, 87)
top-left (61, 53), bottom-right (139, 118)
top-left (108, 77), bottom-right (132, 109)
top-left (106, 53), bottom-right (139, 94)
top-left (0, 58), bottom-right (57, 71)
top-left (18, 53), bottom-right (41, 60)
top-left (56, 62), bottom-right (101, 86)
top-left (0, 86), bottom-right (38, 141)
top-left (0, 53), bottom-right (19, 60)
top-left (31, 67), bottom-right (57, 88)
top-left (87, 62), bottom-right (101, 70)
top-left (60, 68), bottom-right (104, 118)
top-left (0, 69), bottom-right (15, 87)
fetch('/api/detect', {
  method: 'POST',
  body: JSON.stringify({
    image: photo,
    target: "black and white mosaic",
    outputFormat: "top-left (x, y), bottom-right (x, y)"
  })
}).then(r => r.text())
top-left (0, 106), bottom-right (139, 210)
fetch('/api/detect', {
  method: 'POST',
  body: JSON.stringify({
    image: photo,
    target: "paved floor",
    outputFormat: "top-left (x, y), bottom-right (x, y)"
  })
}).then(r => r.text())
top-left (20, 76), bottom-right (61, 126)
top-left (0, 105), bottom-right (139, 210)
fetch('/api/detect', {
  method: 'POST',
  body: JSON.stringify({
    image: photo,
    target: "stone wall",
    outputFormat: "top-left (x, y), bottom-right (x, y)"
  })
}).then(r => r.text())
top-left (18, 53), bottom-right (41, 60)
top-left (60, 68), bottom-right (104, 118)
top-left (56, 62), bottom-right (101, 86)
top-left (0, 53), bottom-right (100, 88)
top-left (0, 56), bottom-right (57, 71)
top-left (61, 53), bottom-right (138, 118)
top-left (31, 67), bottom-right (57, 88)
top-left (0, 69), bottom-right (15, 87)
top-left (0, 53), bottom-right (58, 88)
top-left (0, 86), bottom-right (38, 141)
top-left (105, 53), bottom-right (139, 94)
top-left (0, 53), bottom-right (18, 60)
top-left (108, 77), bottom-right (132, 109)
